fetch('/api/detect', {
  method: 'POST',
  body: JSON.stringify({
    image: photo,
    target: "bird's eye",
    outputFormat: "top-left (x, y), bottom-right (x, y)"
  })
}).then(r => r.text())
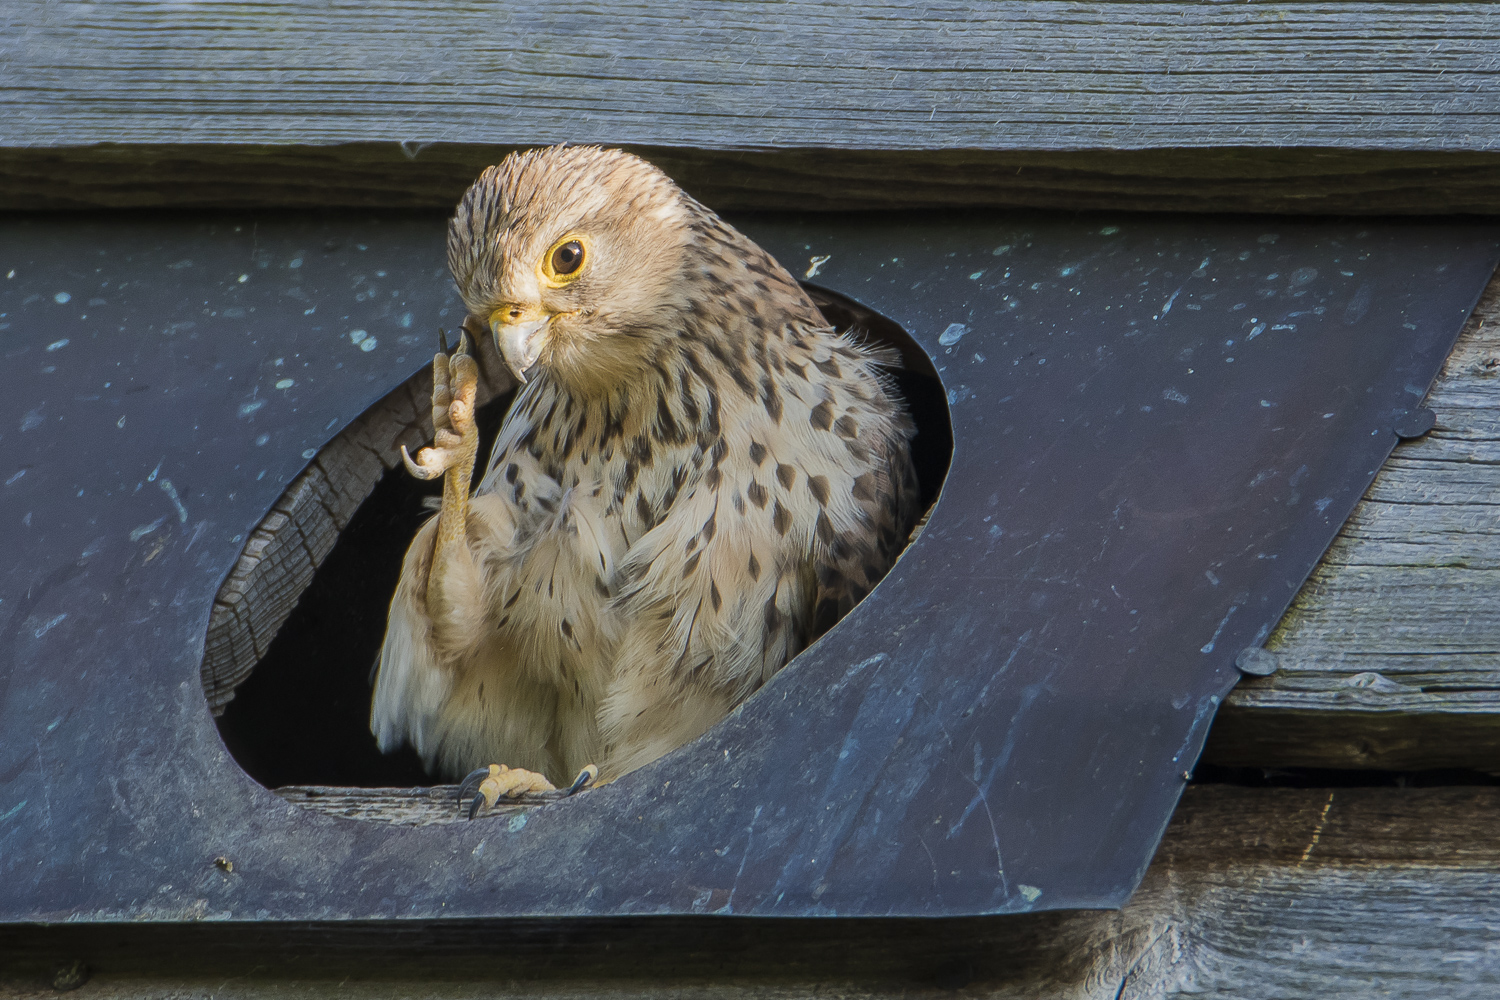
top-left (549, 239), bottom-right (585, 277)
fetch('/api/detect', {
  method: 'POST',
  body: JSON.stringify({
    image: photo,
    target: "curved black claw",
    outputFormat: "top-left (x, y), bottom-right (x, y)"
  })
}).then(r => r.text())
top-left (457, 766), bottom-right (491, 802)
top-left (458, 766), bottom-right (491, 819)
top-left (437, 327), bottom-right (452, 355)
top-left (566, 764), bottom-right (599, 795)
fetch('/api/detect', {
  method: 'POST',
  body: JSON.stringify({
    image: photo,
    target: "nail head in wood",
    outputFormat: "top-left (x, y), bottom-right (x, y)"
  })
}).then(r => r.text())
top-left (1393, 407), bottom-right (1437, 440)
top-left (1235, 646), bottom-right (1281, 677)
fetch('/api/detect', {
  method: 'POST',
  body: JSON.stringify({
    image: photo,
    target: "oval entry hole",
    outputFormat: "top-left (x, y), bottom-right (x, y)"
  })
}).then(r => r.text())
top-left (205, 287), bottom-right (952, 819)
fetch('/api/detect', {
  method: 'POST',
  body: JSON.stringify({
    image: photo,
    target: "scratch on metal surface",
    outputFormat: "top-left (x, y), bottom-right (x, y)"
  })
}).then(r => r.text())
top-left (769, 653), bottom-right (922, 901)
top-left (1199, 603), bottom-right (1239, 653)
top-left (915, 693), bottom-right (956, 751)
top-left (828, 653), bottom-right (885, 697)
top-left (130, 515), bottom-right (168, 542)
top-left (1170, 695), bottom-right (1219, 767)
top-left (158, 479), bottom-right (189, 523)
top-left (947, 683), bottom-right (1044, 890)
top-left (958, 630), bottom-right (1032, 758)
top-left (962, 773), bottom-right (1006, 885)
top-left (1160, 286), bottom-right (1184, 315)
top-left (917, 834), bottom-right (939, 889)
top-left (33, 741), bottom-right (50, 831)
top-left (31, 614), bottom-right (66, 639)
top-left (726, 804), bottom-right (762, 911)
top-left (183, 520), bottom-right (209, 552)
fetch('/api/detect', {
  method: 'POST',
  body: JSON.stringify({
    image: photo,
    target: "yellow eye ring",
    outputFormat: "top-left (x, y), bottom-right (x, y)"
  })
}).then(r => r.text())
top-left (541, 235), bottom-right (587, 285)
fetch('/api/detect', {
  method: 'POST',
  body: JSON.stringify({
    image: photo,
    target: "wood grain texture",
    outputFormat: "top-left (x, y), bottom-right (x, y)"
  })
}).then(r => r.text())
top-left (5, 0), bottom-right (1498, 152)
top-left (5, 145), bottom-right (1500, 215)
top-left (3, 1), bottom-right (1500, 213)
top-left (1205, 269), bottom-right (1500, 770)
top-left (272, 783), bottom-right (585, 825)
top-left (4, 786), bottom-right (1500, 997)
top-left (272, 784), bottom-right (514, 825)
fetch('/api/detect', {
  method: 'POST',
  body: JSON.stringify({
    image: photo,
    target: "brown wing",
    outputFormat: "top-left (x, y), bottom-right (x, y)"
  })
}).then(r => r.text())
top-left (810, 405), bottom-right (920, 638)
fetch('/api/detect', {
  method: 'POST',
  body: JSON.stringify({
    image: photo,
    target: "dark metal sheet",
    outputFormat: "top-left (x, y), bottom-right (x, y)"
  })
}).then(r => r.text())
top-left (0, 212), bottom-right (1494, 921)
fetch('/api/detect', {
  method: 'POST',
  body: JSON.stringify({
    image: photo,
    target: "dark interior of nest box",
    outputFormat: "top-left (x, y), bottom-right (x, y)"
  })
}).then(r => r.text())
top-left (214, 284), bottom-right (954, 791)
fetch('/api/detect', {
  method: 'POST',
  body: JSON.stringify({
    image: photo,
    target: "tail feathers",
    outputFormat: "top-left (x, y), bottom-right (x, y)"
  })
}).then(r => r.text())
top-left (369, 518), bottom-right (453, 767)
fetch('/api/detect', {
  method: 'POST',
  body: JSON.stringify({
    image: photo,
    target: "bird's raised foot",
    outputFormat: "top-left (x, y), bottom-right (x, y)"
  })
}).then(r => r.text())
top-left (401, 334), bottom-right (480, 481)
top-left (458, 763), bottom-right (599, 819)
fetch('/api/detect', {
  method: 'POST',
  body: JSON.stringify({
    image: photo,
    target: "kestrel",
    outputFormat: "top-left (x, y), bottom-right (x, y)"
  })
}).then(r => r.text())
top-left (369, 145), bottom-right (919, 815)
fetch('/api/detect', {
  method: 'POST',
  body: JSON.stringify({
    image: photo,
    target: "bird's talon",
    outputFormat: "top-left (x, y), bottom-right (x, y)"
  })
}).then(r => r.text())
top-left (457, 765), bottom-right (494, 803)
top-left (458, 763), bottom-right (557, 817)
top-left (444, 351), bottom-right (480, 441)
top-left (460, 764), bottom-right (504, 820)
top-left (403, 345), bottom-right (480, 484)
top-left (400, 444), bottom-right (445, 481)
top-left (566, 764), bottom-right (599, 795)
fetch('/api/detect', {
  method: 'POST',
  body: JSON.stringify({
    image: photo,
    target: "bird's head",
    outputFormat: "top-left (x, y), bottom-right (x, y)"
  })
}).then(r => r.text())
top-left (447, 145), bottom-right (699, 396)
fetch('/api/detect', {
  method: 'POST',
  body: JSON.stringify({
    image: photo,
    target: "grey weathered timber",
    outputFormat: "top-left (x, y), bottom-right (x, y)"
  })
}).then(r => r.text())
top-left (1205, 269), bottom-right (1500, 771)
top-left (6, 786), bottom-right (1500, 997)
top-left (6, 145), bottom-right (1500, 217)
top-left (273, 784), bottom-right (512, 826)
top-left (3, 1), bottom-right (1500, 213)
top-left (7, 0), bottom-right (1496, 150)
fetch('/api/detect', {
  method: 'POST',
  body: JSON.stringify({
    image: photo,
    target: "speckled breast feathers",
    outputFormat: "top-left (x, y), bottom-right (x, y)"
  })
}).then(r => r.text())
top-left (371, 145), bottom-right (918, 784)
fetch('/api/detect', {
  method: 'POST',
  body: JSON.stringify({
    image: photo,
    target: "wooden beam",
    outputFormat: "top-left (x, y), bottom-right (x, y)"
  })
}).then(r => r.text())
top-left (8, 0), bottom-right (1498, 151)
top-left (2, 1), bottom-right (1499, 213)
top-left (1207, 270), bottom-right (1500, 771)
top-left (4, 145), bottom-right (1500, 216)
top-left (5, 786), bottom-right (1500, 996)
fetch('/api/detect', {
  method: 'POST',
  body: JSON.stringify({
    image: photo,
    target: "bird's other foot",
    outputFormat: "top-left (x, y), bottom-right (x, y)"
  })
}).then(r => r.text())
top-left (401, 333), bottom-right (481, 480)
top-left (459, 763), bottom-right (599, 819)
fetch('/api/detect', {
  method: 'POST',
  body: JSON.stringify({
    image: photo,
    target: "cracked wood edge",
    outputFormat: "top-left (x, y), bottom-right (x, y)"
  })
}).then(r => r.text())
top-left (199, 333), bottom-right (513, 714)
top-left (272, 784), bottom-right (513, 826)
top-left (6, 786), bottom-right (1500, 996)
top-left (5, 0), bottom-right (1500, 215)
top-left (1205, 268), bottom-right (1500, 770)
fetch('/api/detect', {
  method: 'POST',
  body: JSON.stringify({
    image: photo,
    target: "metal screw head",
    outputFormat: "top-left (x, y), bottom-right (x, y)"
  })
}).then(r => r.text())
top-left (1235, 646), bottom-right (1280, 676)
top-left (1393, 407), bottom-right (1437, 440)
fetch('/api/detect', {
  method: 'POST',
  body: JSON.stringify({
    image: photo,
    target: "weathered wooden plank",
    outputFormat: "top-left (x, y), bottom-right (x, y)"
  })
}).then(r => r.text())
top-left (6, 1), bottom-right (1498, 151)
top-left (4, 786), bottom-right (1500, 997)
top-left (6, 145), bottom-right (1500, 216)
top-left (1206, 270), bottom-right (1500, 770)
top-left (3, 1), bottom-right (1500, 213)
top-left (273, 784), bottom-right (516, 826)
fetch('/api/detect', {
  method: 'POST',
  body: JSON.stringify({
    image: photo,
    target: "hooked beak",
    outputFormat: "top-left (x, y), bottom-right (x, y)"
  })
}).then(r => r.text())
top-left (489, 307), bottom-right (552, 385)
